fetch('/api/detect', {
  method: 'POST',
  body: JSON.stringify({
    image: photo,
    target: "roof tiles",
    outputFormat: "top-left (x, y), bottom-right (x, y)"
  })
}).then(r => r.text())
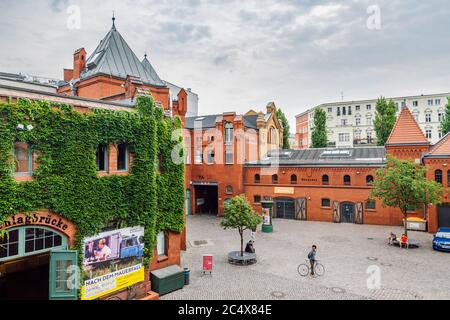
top-left (386, 107), bottom-right (429, 146)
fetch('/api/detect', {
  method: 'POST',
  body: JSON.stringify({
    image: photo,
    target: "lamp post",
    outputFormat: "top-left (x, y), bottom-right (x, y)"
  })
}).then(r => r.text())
top-left (261, 200), bottom-right (274, 233)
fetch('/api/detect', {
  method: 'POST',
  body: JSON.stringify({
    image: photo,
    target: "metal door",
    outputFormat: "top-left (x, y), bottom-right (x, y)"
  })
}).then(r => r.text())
top-left (341, 202), bottom-right (355, 224)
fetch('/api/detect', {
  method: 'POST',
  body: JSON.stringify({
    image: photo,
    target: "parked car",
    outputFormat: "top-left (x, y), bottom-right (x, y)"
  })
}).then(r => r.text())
top-left (433, 228), bottom-right (450, 252)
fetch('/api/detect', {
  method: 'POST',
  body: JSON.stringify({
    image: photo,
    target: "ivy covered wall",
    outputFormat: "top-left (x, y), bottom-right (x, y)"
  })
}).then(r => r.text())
top-left (0, 95), bottom-right (185, 266)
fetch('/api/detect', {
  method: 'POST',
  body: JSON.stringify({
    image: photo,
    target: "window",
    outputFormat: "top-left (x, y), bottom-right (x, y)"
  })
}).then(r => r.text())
top-left (207, 150), bottom-right (215, 164)
top-left (366, 200), bottom-right (376, 210)
top-left (339, 133), bottom-right (350, 142)
top-left (194, 149), bottom-right (202, 164)
top-left (425, 113), bottom-right (432, 123)
top-left (14, 142), bottom-right (33, 175)
top-left (342, 107), bottom-right (346, 116)
top-left (328, 107), bottom-right (332, 113)
top-left (225, 185), bottom-right (233, 194)
top-left (426, 129), bottom-right (432, 139)
top-left (436, 99), bottom-right (441, 105)
top-left (291, 174), bottom-right (298, 184)
top-left (321, 198), bottom-right (331, 208)
top-left (428, 99), bottom-right (434, 106)
top-left (272, 174), bottom-right (279, 184)
top-left (366, 104), bottom-right (372, 111)
top-left (367, 130), bottom-right (373, 141)
top-left (254, 174), bottom-right (261, 184)
top-left (117, 143), bottom-right (128, 171)
top-left (413, 101), bottom-right (418, 107)
top-left (366, 116), bottom-right (372, 126)
top-left (25, 228), bottom-right (63, 254)
top-left (337, 107), bottom-right (341, 116)
top-left (343, 175), bottom-right (351, 186)
top-left (322, 175), bottom-right (329, 185)
top-left (435, 170), bottom-right (443, 184)
top-left (401, 101), bottom-right (406, 108)
top-left (254, 195), bottom-right (261, 204)
top-left (225, 123), bottom-right (234, 144)
top-left (96, 144), bottom-right (108, 172)
top-left (356, 105), bottom-right (361, 111)
top-left (348, 106), bottom-right (352, 116)
top-left (341, 119), bottom-right (348, 126)
top-left (439, 113), bottom-right (444, 122)
top-left (366, 175), bottom-right (374, 185)
top-left (439, 131), bottom-right (444, 139)
top-left (225, 146), bottom-right (234, 164)
top-left (356, 117), bottom-right (361, 126)
top-left (156, 231), bottom-right (167, 257)
top-left (0, 229), bottom-right (19, 259)
top-left (447, 170), bottom-right (450, 185)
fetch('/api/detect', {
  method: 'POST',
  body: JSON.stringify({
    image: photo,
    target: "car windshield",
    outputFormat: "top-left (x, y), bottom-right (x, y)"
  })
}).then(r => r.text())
top-left (436, 232), bottom-right (450, 239)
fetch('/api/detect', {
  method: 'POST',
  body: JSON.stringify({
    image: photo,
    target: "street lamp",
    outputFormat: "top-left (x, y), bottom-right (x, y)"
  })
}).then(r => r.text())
top-left (261, 200), bottom-right (274, 233)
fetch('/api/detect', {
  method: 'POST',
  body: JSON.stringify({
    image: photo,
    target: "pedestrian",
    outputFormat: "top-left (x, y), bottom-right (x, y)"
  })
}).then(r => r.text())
top-left (307, 245), bottom-right (317, 276)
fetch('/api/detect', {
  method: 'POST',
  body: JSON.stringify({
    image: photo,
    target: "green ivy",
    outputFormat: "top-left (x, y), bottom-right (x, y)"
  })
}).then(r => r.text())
top-left (0, 95), bottom-right (185, 267)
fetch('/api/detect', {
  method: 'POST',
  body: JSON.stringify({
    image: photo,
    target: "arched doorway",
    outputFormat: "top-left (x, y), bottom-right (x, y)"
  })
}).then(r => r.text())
top-left (275, 198), bottom-right (295, 220)
top-left (0, 212), bottom-right (78, 300)
top-left (340, 202), bottom-right (355, 223)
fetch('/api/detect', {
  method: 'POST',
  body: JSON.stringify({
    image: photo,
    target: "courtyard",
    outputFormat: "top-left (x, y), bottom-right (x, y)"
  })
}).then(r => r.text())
top-left (162, 215), bottom-right (450, 300)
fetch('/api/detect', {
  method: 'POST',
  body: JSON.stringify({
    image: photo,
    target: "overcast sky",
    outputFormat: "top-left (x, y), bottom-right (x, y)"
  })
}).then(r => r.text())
top-left (1, 0), bottom-right (450, 131)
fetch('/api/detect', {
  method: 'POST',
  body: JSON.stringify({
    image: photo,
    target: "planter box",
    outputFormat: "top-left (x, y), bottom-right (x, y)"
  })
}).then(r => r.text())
top-left (150, 265), bottom-right (184, 296)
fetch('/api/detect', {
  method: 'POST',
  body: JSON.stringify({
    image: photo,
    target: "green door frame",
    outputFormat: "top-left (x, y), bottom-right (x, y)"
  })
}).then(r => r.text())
top-left (49, 250), bottom-right (78, 300)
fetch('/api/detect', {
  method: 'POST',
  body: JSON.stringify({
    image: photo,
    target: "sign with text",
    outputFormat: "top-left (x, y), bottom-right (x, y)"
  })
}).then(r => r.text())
top-left (81, 226), bottom-right (145, 300)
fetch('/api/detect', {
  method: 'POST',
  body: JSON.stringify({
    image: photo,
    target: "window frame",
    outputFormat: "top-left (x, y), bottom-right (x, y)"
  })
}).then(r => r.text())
top-left (117, 143), bottom-right (129, 172)
top-left (14, 142), bottom-right (34, 176)
top-left (291, 174), bottom-right (298, 185)
top-left (322, 175), bottom-right (329, 185)
top-left (272, 174), bottom-right (279, 184)
top-left (365, 200), bottom-right (376, 210)
top-left (321, 198), bottom-right (331, 208)
top-left (156, 231), bottom-right (168, 257)
top-left (343, 175), bottom-right (351, 186)
top-left (254, 174), bottom-right (261, 184)
top-left (96, 144), bottom-right (109, 172)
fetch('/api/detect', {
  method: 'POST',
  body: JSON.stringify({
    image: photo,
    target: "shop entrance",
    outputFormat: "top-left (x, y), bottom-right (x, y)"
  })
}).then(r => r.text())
top-left (341, 202), bottom-right (355, 223)
top-left (0, 254), bottom-right (50, 300)
top-left (275, 198), bottom-right (295, 220)
top-left (194, 184), bottom-right (219, 215)
top-left (0, 226), bottom-right (77, 300)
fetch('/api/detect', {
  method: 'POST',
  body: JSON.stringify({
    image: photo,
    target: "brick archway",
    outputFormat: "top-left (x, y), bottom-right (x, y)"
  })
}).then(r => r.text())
top-left (0, 210), bottom-right (77, 246)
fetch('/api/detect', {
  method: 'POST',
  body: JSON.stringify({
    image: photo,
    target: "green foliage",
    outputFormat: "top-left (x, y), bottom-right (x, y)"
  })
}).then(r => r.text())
top-left (276, 108), bottom-right (291, 149)
top-left (374, 97), bottom-right (397, 146)
top-left (370, 156), bottom-right (443, 235)
top-left (440, 97), bottom-right (450, 135)
top-left (311, 108), bottom-right (328, 148)
top-left (220, 195), bottom-right (262, 256)
top-left (0, 95), bottom-right (185, 266)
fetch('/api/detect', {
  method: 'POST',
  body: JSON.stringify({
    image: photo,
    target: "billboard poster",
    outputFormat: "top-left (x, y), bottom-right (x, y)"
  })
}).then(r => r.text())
top-left (81, 226), bottom-right (145, 300)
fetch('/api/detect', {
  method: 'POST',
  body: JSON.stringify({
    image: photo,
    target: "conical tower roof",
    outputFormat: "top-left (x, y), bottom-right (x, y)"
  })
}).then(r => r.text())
top-left (386, 106), bottom-right (430, 146)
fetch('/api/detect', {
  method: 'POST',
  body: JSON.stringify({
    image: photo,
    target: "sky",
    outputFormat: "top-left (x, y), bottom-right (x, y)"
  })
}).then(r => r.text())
top-left (1, 0), bottom-right (450, 131)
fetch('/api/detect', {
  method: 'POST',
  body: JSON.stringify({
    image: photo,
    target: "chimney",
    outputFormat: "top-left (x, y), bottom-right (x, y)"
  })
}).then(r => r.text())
top-left (176, 89), bottom-right (188, 122)
top-left (73, 48), bottom-right (87, 80)
top-left (124, 75), bottom-right (144, 100)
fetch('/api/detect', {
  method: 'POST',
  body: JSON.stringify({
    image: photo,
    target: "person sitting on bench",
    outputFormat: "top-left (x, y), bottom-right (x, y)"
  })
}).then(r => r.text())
top-left (388, 232), bottom-right (397, 245)
top-left (400, 234), bottom-right (409, 249)
top-left (245, 240), bottom-right (255, 254)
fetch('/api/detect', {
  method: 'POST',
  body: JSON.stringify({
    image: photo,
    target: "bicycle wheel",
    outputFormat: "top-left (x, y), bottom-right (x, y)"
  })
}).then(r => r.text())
top-left (315, 263), bottom-right (325, 276)
top-left (297, 263), bottom-right (310, 277)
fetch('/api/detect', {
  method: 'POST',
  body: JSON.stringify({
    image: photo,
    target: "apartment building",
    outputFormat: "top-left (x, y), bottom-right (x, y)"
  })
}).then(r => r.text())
top-left (296, 93), bottom-right (450, 149)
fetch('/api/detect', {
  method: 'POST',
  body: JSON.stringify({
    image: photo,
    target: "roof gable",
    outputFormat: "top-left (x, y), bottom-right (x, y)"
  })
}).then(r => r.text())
top-left (81, 24), bottom-right (165, 87)
top-left (386, 107), bottom-right (429, 146)
top-left (427, 132), bottom-right (450, 156)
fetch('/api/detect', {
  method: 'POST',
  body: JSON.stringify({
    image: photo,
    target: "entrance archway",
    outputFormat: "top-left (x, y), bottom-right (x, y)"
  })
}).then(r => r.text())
top-left (340, 202), bottom-right (355, 223)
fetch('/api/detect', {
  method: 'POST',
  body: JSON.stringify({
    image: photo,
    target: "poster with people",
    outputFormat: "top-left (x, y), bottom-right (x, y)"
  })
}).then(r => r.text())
top-left (81, 226), bottom-right (145, 300)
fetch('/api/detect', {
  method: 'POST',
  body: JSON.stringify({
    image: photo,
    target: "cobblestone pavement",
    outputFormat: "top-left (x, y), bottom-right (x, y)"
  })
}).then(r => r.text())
top-left (162, 215), bottom-right (450, 300)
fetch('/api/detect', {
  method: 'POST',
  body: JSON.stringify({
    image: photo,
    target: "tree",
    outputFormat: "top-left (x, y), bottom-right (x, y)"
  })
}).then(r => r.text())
top-left (440, 97), bottom-right (450, 135)
top-left (276, 108), bottom-right (291, 149)
top-left (311, 108), bottom-right (328, 148)
top-left (370, 156), bottom-right (443, 237)
top-left (374, 97), bottom-right (397, 146)
top-left (220, 195), bottom-right (262, 256)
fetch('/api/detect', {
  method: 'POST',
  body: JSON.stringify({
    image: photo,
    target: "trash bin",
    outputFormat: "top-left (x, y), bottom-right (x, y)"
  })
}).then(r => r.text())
top-left (183, 267), bottom-right (190, 285)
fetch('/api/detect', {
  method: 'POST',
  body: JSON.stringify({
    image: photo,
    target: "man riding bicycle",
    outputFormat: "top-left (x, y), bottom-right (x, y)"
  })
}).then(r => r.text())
top-left (308, 245), bottom-right (317, 276)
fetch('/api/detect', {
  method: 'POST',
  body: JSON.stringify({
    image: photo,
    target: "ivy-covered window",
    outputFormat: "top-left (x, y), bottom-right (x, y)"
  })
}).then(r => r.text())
top-left (156, 231), bottom-right (168, 257)
top-left (117, 143), bottom-right (128, 171)
top-left (96, 144), bottom-right (108, 172)
top-left (14, 142), bottom-right (33, 175)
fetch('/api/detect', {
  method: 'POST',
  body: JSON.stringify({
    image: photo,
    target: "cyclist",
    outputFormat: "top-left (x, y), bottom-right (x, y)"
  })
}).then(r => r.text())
top-left (307, 245), bottom-right (317, 276)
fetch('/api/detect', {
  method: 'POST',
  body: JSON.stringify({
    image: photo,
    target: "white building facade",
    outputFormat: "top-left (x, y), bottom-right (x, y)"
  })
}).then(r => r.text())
top-left (297, 93), bottom-right (450, 149)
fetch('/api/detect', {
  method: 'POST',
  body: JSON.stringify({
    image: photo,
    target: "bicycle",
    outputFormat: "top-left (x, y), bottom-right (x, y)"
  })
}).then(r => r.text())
top-left (297, 259), bottom-right (325, 277)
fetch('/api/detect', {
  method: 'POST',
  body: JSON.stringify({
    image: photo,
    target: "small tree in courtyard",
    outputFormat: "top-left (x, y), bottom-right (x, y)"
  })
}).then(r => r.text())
top-left (371, 156), bottom-right (443, 237)
top-left (220, 195), bottom-right (262, 257)
top-left (440, 97), bottom-right (450, 135)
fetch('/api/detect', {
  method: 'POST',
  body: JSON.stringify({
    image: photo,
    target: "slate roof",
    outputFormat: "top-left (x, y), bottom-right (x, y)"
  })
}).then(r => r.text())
top-left (386, 106), bottom-right (430, 146)
top-left (424, 132), bottom-right (450, 157)
top-left (185, 114), bottom-right (259, 130)
top-left (246, 147), bottom-right (386, 167)
top-left (80, 22), bottom-right (165, 87)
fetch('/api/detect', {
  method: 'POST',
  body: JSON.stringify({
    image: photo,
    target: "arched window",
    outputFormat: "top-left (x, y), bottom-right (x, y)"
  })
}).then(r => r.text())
top-left (366, 175), bottom-right (374, 185)
top-left (344, 175), bottom-right (351, 186)
top-left (322, 175), bottom-right (329, 185)
top-left (254, 174), bottom-right (261, 184)
top-left (225, 185), bottom-right (233, 194)
top-left (225, 123), bottom-right (234, 143)
top-left (291, 174), bottom-right (298, 184)
top-left (272, 174), bottom-right (278, 184)
top-left (435, 170), bottom-right (443, 184)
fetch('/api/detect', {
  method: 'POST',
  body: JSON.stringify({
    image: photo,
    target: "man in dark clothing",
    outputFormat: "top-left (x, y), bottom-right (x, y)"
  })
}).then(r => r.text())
top-left (245, 240), bottom-right (255, 254)
top-left (308, 245), bottom-right (317, 276)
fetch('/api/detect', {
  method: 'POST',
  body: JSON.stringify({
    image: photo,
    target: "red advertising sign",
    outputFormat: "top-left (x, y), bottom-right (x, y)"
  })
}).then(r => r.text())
top-left (202, 255), bottom-right (213, 275)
